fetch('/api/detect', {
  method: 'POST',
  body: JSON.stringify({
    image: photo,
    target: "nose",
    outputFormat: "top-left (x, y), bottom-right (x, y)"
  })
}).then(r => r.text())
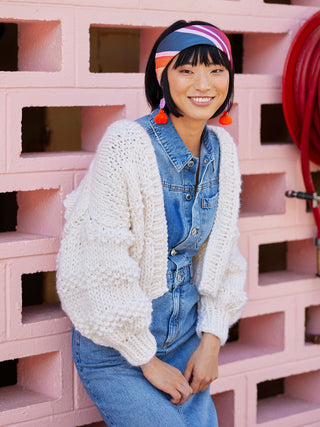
top-left (194, 70), bottom-right (211, 91)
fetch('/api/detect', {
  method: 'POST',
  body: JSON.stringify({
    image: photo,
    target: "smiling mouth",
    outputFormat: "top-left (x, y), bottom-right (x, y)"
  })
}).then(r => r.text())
top-left (189, 97), bottom-right (214, 105)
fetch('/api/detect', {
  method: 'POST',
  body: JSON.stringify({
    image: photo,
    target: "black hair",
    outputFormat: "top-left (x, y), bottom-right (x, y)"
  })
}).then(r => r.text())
top-left (145, 20), bottom-right (234, 119)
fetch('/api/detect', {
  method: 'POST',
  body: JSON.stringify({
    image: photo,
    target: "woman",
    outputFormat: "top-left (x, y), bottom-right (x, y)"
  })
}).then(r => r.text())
top-left (57, 20), bottom-right (247, 426)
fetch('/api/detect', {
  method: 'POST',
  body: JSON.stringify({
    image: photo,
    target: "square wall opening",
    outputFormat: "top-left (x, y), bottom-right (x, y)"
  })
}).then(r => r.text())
top-left (305, 305), bottom-right (320, 345)
top-left (0, 359), bottom-right (18, 388)
top-left (21, 105), bottom-right (125, 154)
top-left (0, 20), bottom-right (61, 72)
top-left (22, 271), bottom-right (63, 324)
top-left (16, 189), bottom-right (60, 237)
top-left (0, 352), bottom-right (60, 413)
top-left (90, 26), bottom-right (140, 73)
top-left (240, 173), bottom-right (286, 217)
top-left (242, 32), bottom-right (289, 75)
top-left (0, 189), bottom-right (60, 245)
top-left (259, 238), bottom-right (317, 286)
top-left (212, 390), bottom-right (234, 427)
top-left (219, 312), bottom-right (284, 364)
top-left (0, 192), bottom-right (18, 232)
top-left (228, 34), bottom-right (243, 74)
top-left (257, 370), bottom-right (320, 423)
top-left (261, 104), bottom-right (293, 145)
top-left (0, 23), bottom-right (18, 71)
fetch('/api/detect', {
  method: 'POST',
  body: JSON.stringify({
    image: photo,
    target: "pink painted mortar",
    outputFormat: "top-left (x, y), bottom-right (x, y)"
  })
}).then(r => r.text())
top-left (0, 1), bottom-right (320, 426)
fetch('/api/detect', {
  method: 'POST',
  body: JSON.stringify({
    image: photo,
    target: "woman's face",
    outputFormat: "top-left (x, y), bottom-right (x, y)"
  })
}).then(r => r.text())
top-left (167, 56), bottom-right (229, 126)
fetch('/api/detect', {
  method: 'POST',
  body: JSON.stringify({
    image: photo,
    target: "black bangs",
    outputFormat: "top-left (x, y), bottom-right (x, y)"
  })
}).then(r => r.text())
top-left (172, 45), bottom-right (230, 69)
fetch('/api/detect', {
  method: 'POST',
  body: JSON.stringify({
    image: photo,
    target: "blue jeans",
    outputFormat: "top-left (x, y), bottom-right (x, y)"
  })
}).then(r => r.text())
top-left (72, 265), bottom-right (218, 426)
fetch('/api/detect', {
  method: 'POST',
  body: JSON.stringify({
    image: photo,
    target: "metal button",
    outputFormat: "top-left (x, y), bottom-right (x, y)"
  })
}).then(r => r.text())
top-left (191, 228), bottom-right (198, 235)
top-left (203, 158), bottom-right (209, 164)
top-left (170, 249), bottom-right (178, 256)
top-left (187, 159), bottom-right (195, 167)
top-left (186, 193), bottom-right (192, 201)
top-left (177, 274), bottom-right (183, 281)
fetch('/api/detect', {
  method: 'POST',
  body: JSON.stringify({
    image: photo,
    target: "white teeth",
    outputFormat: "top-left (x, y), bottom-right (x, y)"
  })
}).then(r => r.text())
top-left (191, 97), bottom-right (212, 103)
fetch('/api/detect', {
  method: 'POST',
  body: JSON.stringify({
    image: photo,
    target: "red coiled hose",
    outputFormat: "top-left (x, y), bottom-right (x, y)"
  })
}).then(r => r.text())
top-left (282, 11), bottom-right (320, 239)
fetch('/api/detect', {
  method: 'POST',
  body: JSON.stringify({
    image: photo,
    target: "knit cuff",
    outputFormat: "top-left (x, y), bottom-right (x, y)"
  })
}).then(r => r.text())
top-left (117, 330), bottom-right (157, 367)
top-left (196, 306), bottom-right (231, 346)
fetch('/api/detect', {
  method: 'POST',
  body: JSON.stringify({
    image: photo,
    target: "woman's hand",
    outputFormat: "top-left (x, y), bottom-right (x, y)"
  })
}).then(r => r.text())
top-left (141, 356), bottom-right (193, 405)
top-left (183, 333), bottom-right (220, 394)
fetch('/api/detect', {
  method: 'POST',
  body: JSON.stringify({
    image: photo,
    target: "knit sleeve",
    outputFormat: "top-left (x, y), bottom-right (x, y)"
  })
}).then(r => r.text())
top-left (57, 122), bottom-right (157, 366)
top-left (196, 228), bottom-right (247, 345)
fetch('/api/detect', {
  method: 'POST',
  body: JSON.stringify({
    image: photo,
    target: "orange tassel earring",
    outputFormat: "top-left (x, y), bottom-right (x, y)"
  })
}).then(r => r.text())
top-left (219, 111), bottom-right (232, 125)
top-left (154, 98), bottom-right (168, 124)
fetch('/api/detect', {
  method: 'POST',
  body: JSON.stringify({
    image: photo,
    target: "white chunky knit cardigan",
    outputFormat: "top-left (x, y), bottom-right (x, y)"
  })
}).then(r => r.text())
top-left (56, 119), bottom-right (247, 367)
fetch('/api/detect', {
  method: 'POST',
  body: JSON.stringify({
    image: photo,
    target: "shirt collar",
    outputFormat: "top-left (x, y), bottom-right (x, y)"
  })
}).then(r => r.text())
top-left (148, 108), bottom-right (211, 172)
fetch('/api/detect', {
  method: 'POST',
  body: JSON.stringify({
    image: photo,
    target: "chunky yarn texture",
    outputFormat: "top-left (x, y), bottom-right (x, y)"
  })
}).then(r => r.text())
top-left (56, 120), bottom-right (247, 366)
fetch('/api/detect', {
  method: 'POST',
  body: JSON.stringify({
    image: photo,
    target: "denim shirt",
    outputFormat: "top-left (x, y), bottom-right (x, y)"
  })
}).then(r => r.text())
top-left (136, 108), bottom-right (220, 273)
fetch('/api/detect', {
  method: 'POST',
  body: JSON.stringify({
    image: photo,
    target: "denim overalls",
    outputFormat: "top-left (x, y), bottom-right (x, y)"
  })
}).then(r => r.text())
top-left (72, 109), bottom-right (220, 426)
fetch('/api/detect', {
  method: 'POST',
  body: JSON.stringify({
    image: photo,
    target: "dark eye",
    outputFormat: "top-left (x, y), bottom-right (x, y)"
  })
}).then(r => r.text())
top-left (212, 66), bottom-right (226, 74)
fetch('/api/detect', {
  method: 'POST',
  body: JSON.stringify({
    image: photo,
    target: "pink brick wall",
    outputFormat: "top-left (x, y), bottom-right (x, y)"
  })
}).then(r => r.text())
top-left (0, 1), bottom-right (319, 426)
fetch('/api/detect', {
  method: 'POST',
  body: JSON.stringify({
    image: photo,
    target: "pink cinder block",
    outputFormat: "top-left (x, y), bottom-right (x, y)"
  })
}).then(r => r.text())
top-left (0, 233), bottom-right (59, 261)
top-left (241, 172), bottom-right (286, 217)
top-left (7, 254), bottom-right (71, 341)
top-left (0, 174), bottom-right (73, 261)
top-left (248, 227), bottom-right (319, 300)
top-left (139, 27), bottom-right (164, 73)
top-left (0, 172), bottom-right (73, 235)
top-left (219, 296), bottom-right (295, 377)
top-left (74, 408), bottom-right (106, 427)
top-left (74, 366), bottom-right (96, 410)
top-left (18, 351), bottom-right (61, 398)
top-left (211, 375), bottom-right (247, 427)
top-left (6, 89), bottom-right (138, 172)
top-left (238, 160), bottom-right (298, 233)
top-left (253, 0), bottom-right (320, 20)
top-left (233, 88), bottom-right (251, 160)
top-left (0, 334), bottom-right (73, 425)
top-left (247, 359), bottom-right (320, 426)
top-left (243, 31), bottom-right (291, 75)
top-left (0, 4), bottom-right (74, 87)
top-left (249, 88), bottom-right (297, 161)
top-left (136, 89), bottom-right (150, 120)
top-left (18, 21), bottom-right (61, 72)
top-left (17, 189), bottom-right (62, 237)
top-left (81, 105), bottom-right (126, 151)
top-left (296, 291), bottom-right (320, 360)
top-left (140, 0), bottom-right (252, 16)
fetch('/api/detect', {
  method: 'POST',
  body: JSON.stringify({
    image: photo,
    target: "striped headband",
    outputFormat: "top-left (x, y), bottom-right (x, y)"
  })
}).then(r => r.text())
top-left (155, 24), bottom-right (233, 83)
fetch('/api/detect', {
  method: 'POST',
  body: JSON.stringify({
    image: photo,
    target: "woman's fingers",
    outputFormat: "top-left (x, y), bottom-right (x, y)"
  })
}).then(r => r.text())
top-left (183, 359), bottom-right (193, 383)
top-left (176, 382), bottom-right (193, 405)
top-left (170, 389), bottom-right (183, 405)
top-left (141, 356), bottom-right (193, 405)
